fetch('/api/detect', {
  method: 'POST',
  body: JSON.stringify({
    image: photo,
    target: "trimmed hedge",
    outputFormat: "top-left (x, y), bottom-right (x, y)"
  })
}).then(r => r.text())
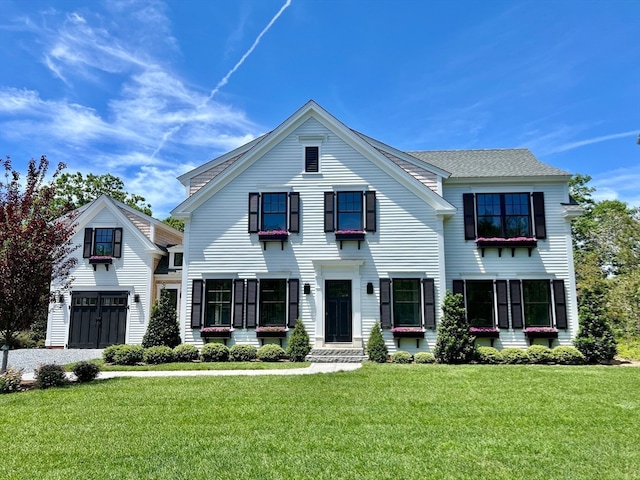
top-left (229, 344), bottom-right (257, 362)
top-left (526, 345), bottom-right (554, 364)
top-left (501, 348), bottom-right (529, 364)
top-left (391, 351), bottom-right (413, 364)
top-left (113, 345), bottom-right (144, 366)
top-left (34, 364), bottom-right (67, 389)
top-left (257, 344), bottom-right (286, 362)
top-left (72, 361), bottom-right (101, 382)
top-left (173, 344), bottom-right (200, 362)
top-left (476, 346), bottom-right (503, 364)
top-left (414, 352), bottom-right (436, 364)
top-left (201, 343), bottom-right (229, 362)
top-left (102, 344), bottom-right (122, 364)
top-left (287, 319), bottom-right (311, 362)
top-left (143, 346), bottom-right (175, 365)
top-left (552, 346), bottom-right (586, 365)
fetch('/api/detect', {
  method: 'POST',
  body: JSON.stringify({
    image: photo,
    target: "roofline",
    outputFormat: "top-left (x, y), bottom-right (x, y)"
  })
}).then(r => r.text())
top-left (442, 175), bottom-right (572, 184)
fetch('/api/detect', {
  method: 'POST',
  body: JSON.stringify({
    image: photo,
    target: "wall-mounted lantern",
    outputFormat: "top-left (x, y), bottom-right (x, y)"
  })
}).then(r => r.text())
top-left (366, 282), bottom-right (374, 295)
top-left (303, 283), bottom-right (311, 295)
top-left (134, 294), bottom-right (140, 303)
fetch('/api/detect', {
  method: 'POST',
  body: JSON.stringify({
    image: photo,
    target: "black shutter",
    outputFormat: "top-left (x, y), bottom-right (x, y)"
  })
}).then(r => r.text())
top-left (246, 279), bottom-right (257, 328)
top-left (532, 192), bottom-right (546, 240)
top-left (288, 279), bottom-right (299, 328)
top-left (83, 228), bottom-right (93, 257)
top-left (305, 146), bottom-right (319, 172)
top-left (496, 280), bottom-right (509, 329)
top-left (289, 192), bottom-right (300, 233)
top-left (190, 279), bottom-right (203, 328)
top-left (233, 279), bottom-right (245, 328)
top-left (380, 279), bottom-right (391, 329)
top-left (248, 193), bottom-right (260, 233)
top-left (553, 279), bottom-right (568, 329)
top-left (324, 192), bottom-right (335, 232)
top-left (422, 278), bottom-right (436, 329)
top-left (112, 228), bottom-right (123, 258)
top-left (463, 193), bottom-right (476, 240)
top-left (365, 191), bottom-right (377, 232)
top-left (510, 280), bottom-right (523, 329)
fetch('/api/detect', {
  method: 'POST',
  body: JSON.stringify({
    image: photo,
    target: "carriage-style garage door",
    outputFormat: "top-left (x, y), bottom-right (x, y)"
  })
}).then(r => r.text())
top-left (69, 292), bottom-right (128, 348)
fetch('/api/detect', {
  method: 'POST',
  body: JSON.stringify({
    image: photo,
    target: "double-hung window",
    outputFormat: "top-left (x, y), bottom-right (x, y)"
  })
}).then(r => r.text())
top-left (259, 279), bottom-right (287, 326)
top-left (324, 191), bottom-right (376, 233)
top-left (248, 192), bottom-right (299, 234)
top-left (522, 280), bottom-right (551, 327)
top-left (465, 280), bottom-right (495, 327)
top-left (392, 279), bottom-right (422, 327)
top-left (82, 227), bottom-right (123, 258)
top-left (476, 193), bottom-right (531, 238)
top-left (204, 279), bottom-right (232, 327)
top-left (337, 192), bottom-right (363, 231)
top-left (380, 278), bottom-right (436, 329)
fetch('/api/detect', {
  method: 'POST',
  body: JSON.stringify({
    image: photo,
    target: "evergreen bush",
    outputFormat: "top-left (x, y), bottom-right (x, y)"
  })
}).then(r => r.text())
top-left (366, 322), bottom-right (388, 363)
top-left (257, 344), bottom-right (286, 362)
top-left (552, 346), bottom-right (586, 365)
top-left (229, 344), bottom-right (257, 362)
top-left (72, 361), bottom-right (100, 382)
top-left (143, 346), bottom-right (175, 364)
top-left (141, 289), bottom-right (181, 349)
top-left (475, 346), bottom-right (504, 364)
top-left (201, 342), bottom-right (229, 362)
top-left (526, 345), bottom-right (554, 364)
top-left (574, 298), bottom-right (617, 364)
top-left (501, 348), bottom-right (529, 364)
top-left (102, 344), bottom-right (123, 364)
top-left (391, 351), bottom-right (413, 364)
top-left (173, 344), bottom-right (200, 362)
top-left (34, 364), bottom-right (67, 389)
top-left (286, 319), bottom-right (311, 362)
top-left (434, 291), bottom-right (475, 364)
top-left (0, 367), bottom-right (23, 393)
top-left (113, 345), bottom-right (144, 365)
top-left (414, 352), bottom-right (436, 364)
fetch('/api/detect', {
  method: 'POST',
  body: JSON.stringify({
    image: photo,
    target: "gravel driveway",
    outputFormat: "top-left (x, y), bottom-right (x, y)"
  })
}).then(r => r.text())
top-left (4, 349), bottom-right (103, 373)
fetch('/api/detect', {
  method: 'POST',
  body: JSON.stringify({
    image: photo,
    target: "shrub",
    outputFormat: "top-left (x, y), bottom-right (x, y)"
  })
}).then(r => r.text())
top-left (391, 351), bottom-right (413, 364)
top-left (0, 367), bottom-right (23, 393)
top-left (366, 322), bottom-right (388, 363)
top-left (501, 348), bottom-right (529, 364)
top-left (72, 361), bottom-right (101, 382)
top-left (287, 319), bottom-right (311, 362)
top-left (113, 345), bottom-right (144, 366)
top-left (173, 344), bottom-right (200, 362)
top-left (574, 304), bottom-right (617, 364)
top-left (143, 346), bottom-right (175, 365)
top-left (526, 345), bottom-right (554, 364)
top-left (476, 346), bottom-right (504, 364)
top-left (200, 342), bottom-right (229, 362)
top-left (142, 289), bottom-right (181, 348)
top-left (257, 344), bottom-right (286, 362)
top-left (229, 344), bottom-right (257, 362)
top-left (102, 344), bottom-right (123, 364)
top-left (552, 346), bottom-right (586, 365)
top-left (34, 364), bottom-right (67, 389)
top-left (414, 352), bottom-right (436, 364)
top-left (434, 291), bottom-right (475, 364)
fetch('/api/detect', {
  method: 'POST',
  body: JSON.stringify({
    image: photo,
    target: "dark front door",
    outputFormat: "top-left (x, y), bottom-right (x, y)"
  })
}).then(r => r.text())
top-left (69, 292), bottom-right (128, 348)
top-left (325, 280), bottom-right (352, 342)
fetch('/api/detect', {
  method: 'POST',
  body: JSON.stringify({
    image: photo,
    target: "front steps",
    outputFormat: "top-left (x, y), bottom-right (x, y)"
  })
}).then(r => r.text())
top-left (305, 348), bottom-right (367, 363)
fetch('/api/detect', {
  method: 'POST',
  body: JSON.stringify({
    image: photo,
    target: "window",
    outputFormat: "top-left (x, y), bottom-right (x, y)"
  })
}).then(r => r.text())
top-left (305, 146), bottom-right (319, 172)
top-left (259, 279), bottom-right (286, 326)
top-left (94, 229), bottom-right (114, 256)
top-left (261, 193), bottom-right (287, 231)
top-left (337, 192), bottom-right (363, 231)
top-left (173, 252), bottom-right (183, 267)
top-left (205, 279), bottom-right (232, 327)
top-left (477, 193), bottom-right (531, 238)
top-left (324, 191), bottom-right (376, 233)
top-left (83, 227), bottom-right (123, 258)
top-left (393, 279), bottom-right (421, 327)
top-left (523, 280), bottom-right (551, 327)
top-left (465, 281), bottom-right (494, 327)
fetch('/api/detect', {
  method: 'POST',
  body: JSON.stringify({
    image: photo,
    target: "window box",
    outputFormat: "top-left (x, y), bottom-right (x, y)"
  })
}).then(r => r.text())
top-left (258, 230), bottom-right (289, 250)
top-left (469, 327), bottom-right (500, 338)
top-left (335, 230), bottom-right (365, 249)
top-left (200, 326), bottom-right (232, 339)
top-left (391, 327), bottom-right (425, 348)
top-left (524, 327), bottom-right (558, 347)
top-left (475, 237), bottom-right (537, 257)
top-left (256, 326), bottom-right (287, 337)
top-left (88, 255), bottom-right (113, 271)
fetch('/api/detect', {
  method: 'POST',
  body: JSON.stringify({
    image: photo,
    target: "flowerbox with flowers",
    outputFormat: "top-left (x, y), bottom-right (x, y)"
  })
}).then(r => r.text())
top-left (88, 255), bottom-right (113, 270)
top-left (258, 230), bottom-right (289, 250)
top-left (335, 230), bottom-right (365, 249)
top-left (475, 237), bottom-right (538, 257)
top-left (523, 327), bottom-right (558, 339)
top-left (255, 326), bottom-right (288, 338)
top-left (469, 326), bottom-right (500, 338)
top-left (199, 326), bottom-right (232, 339)
top-left (391, 327), bottom-right (425, 338)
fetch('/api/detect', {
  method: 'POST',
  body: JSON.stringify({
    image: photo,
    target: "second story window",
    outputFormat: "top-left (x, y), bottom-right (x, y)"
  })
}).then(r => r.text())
top-left (83, 227), bottom-right (123, 258)
top-left (173, 252), bottom-right (183, 267)
top-left (261, 193), bottom-right (287, 231)
top-left (477, 193), bottom-right (531, 238)
top-left (94, 228), bottom-right (115, 256)
top-left (248, 192), bottom-right (299, 234)
top-left (337, 192), bottom-right (363, 231)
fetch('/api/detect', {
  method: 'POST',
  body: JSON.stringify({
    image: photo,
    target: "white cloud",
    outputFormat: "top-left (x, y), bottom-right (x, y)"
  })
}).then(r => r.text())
top-left (592, 167), bottom-right (640, 208)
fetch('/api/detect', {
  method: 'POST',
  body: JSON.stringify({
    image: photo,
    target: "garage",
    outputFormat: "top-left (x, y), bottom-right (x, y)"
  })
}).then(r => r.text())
top-left (69, 292), bottom-right (128, 348)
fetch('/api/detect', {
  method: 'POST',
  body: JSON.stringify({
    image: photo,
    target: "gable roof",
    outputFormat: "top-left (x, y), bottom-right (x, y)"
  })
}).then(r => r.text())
top-left (172, 100), bottom-right (456, 218)
top-left (407, 149), bottom-right (571, 179)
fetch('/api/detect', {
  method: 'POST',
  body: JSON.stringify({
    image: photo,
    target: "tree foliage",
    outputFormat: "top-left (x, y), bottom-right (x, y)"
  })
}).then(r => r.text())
top-left (53, 172), bottom-right (152, 215)
top-left (366, 322), bottom-right (388, 363)
top-left (1, 156), bottom-right (77, 372)
top-left (573, 289), bottom-right (617, 363)
top-left (434, 291), bottom-right (475, 364)
top-left (141, 289), bottom-right (181, 348)
top-left (162, 216), bottom-right (185, 232)
top-left (286, 319), bottom-right (311, 362)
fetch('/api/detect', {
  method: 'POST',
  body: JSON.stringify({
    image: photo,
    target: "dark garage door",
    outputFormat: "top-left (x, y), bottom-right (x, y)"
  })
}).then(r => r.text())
top-left (69, 292), bottom-right (128, 348)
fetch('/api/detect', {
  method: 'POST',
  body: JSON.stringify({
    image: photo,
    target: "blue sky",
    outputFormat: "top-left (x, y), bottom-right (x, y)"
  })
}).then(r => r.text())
top-left (1, 0), bottom-right (638, 219)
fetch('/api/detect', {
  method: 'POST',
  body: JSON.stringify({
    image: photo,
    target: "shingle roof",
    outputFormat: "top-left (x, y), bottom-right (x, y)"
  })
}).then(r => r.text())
top-left (406, 149), bottom-right (571, 178)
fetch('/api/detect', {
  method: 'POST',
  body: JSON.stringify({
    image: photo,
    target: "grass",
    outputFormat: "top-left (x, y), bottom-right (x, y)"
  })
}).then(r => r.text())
top-left (617, 337), bottom-right (640, 361)
top-left (2, 364), bottom-right (639, 480)
top-left (75, 359), bottom-right (310, 371)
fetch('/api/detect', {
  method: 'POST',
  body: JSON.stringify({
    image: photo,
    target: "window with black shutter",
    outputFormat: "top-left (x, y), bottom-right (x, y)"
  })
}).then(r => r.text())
top-left (204, 279), bottom-right (232, 327)
top-left (248, 192), bottom-right (300, 248)
top-left (82, 227), bottom-right (123, 258)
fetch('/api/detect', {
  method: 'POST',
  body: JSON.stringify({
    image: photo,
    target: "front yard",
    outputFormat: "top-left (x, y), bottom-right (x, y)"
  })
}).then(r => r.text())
top-left (1, 364), bottom-right (638, 479)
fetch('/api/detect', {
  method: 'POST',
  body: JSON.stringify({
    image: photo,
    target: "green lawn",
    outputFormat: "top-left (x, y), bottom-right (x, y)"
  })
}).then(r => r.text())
top-left (89, 360), bottom-right (310, 371)
top-left (2, 364), bottom-right (639, 480)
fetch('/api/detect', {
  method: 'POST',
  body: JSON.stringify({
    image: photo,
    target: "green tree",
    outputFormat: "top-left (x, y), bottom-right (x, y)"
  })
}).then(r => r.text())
top-left (141, 289), bottom-right (181, 348)
top-left (53, 172), bottom-right (152, 215)
top-left (366, 322), bottom-right (388, 363)
top-left (434, 291), bottom-right (475, 364)
top-left (162, 216), bottom-right (185, 232)
top-left (286, 319), bottom-right (311, 362)
top-left (573, 288), bottom-right (617, 364)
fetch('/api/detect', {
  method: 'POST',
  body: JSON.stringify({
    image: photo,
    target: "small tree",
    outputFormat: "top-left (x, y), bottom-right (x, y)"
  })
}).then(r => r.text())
top-left (574, 289), bottom-right (617, 363)
top-left (1, 156), bottom-right (77, 373)
top-left (366, 322), bottom-right (388, 363)
top-left (141, 289), bottom-right (181, 348)
top-left (286, 319), bottom-right (311, 362)
top-left (434, 291), bottom-right (475, 364)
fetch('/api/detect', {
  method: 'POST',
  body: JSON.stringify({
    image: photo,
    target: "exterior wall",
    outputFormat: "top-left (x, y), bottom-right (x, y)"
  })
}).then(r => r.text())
top-left (46, 207), bottom-right (155, 347)
top-left (182, 117), bottom-right (444, 353)
top-left (442, 181), bottom-right (579, 348)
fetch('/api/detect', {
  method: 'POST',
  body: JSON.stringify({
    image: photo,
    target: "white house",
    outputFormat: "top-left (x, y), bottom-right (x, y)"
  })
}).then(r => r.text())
top-left (46, 195), bottom-right (183, 348)
top-left (171, 101), bottom-right (581, 355)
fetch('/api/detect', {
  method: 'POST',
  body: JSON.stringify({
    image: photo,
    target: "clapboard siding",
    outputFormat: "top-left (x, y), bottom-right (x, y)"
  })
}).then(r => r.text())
top-left (154, 226), bottom-right (183, 247)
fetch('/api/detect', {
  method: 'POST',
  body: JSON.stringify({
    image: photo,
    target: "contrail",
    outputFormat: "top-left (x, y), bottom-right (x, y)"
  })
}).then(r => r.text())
top-left (150, 0), bottom-right (292, 159)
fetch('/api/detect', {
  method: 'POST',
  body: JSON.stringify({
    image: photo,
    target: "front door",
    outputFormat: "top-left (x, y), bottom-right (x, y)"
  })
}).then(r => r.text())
top-left (325, 280), bottom-right (352, 342)
top-left (69, 292), bottom-right (128, 348)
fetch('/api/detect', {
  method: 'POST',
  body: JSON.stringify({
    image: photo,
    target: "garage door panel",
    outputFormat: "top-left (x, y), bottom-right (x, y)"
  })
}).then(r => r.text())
top-left (69, 292), bottom-right (127, 348)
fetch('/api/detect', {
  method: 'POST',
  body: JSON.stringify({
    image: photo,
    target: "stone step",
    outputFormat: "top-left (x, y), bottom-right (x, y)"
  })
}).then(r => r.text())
top-left (306, 348), bottom-right (367, 363)
top-left (307, 348), bottom-right (365, 356)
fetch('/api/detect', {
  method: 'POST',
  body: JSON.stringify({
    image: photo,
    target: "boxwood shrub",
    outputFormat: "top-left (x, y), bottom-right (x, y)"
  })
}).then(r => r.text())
top-left (391, 351), bottom-right (413, 364)
top-left (475, 346), bottom-right (504, 364)
top-left (414, 352), bottom-right (436, 364)
top-left (257, 344), bottom-right (286, 362)
top-left (34, 364), bottom-right (67, 389)
top-left (229, 344), bottom-right (257, 362)
top-left (113, 345), bottom-right (144, 366)
top-left (526, 345), bottom-right (554, 364)
top-left (173, 344), bottom-right (200, 362)
top-left (102, 344), bottom-right (123, 364)
top-left (501, 348), bottom-right (529, 364)
top-left (143, 346), bottom-right (175, 365)
top-left (552, 346), bottom-right (586, 365)
top-left (201, 342), bottom-right (229, 362)
top-left (72, 361), bottom-right (101, 382)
